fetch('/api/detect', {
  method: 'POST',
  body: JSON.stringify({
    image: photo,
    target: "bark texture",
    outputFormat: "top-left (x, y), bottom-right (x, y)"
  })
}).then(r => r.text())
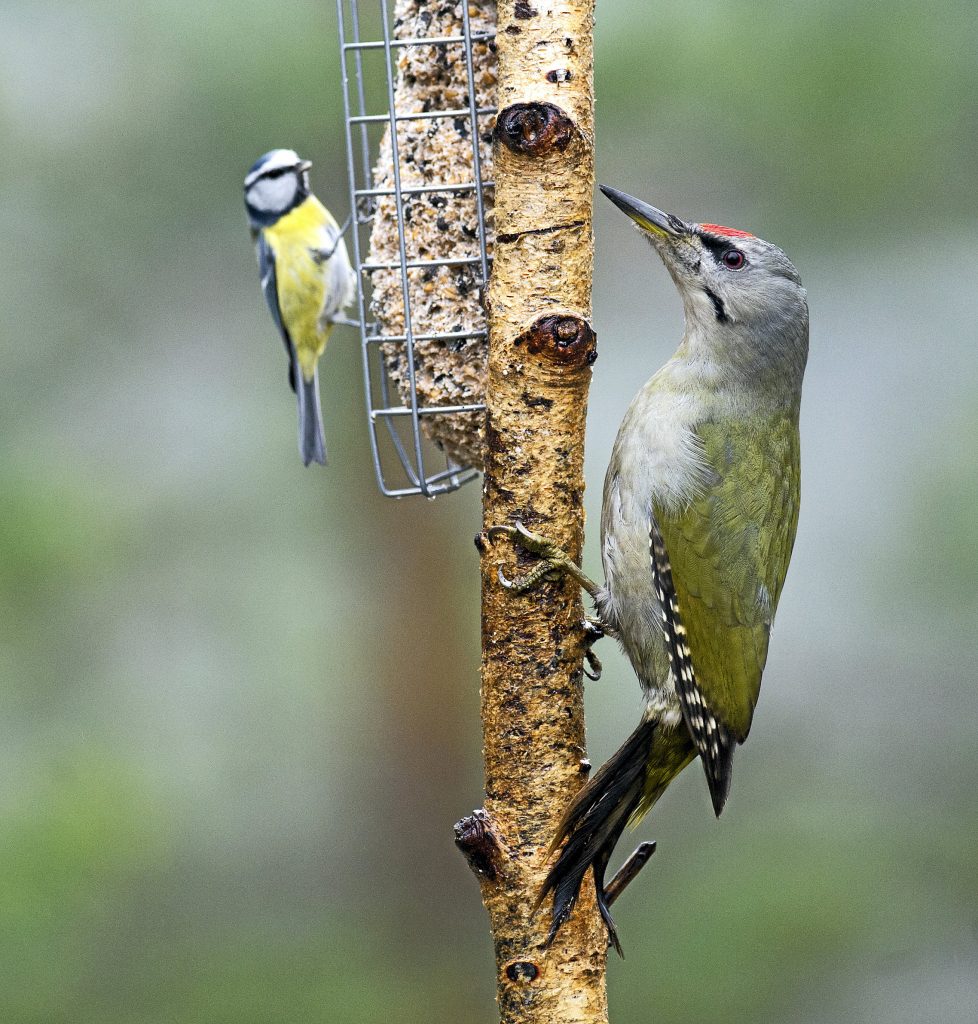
top-left (466, 2), bottom-right (607, 1022)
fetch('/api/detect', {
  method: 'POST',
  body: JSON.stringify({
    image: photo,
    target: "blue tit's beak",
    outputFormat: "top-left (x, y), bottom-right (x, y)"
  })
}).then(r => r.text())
top-left (600, 185), bottom-right (688, 238)
top-left (297, 159), bottom-right (312, 173)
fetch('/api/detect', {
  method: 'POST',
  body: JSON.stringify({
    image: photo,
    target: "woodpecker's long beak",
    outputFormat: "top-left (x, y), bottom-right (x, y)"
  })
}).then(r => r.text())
top-left (600, 185), bottom-right (688, 238)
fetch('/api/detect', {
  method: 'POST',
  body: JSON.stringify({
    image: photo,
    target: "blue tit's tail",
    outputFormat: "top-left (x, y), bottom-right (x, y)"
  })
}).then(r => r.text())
top-left (538, 715), bottom-right (695, 955)
top-left (296, 367), bottom-right (327, 466)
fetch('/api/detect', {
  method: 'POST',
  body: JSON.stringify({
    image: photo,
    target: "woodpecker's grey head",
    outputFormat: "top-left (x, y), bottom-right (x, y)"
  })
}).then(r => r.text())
top-left (601, 185), bottom-right (808, 390)
top-left (244, 149), bottom-right (312, 229)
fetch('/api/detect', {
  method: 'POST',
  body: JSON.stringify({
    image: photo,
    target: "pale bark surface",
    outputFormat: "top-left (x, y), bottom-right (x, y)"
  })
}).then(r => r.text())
top-left (463, 2), bottom-right (607, 1022)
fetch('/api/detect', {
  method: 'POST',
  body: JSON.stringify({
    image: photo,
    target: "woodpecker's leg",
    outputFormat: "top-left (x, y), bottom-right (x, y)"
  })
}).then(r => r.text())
top-left (581, 618), bottom-right (607, 681)
top-left (489, 523), bottom-right (614, 679)
top-left (488, 522), bottom-right (601, 599)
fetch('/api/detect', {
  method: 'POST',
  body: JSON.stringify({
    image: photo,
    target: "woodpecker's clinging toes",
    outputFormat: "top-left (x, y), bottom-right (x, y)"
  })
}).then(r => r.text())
top-left (493, 185), bottom-right (808, 953)
top-left (244, 149), bottom-right (355, 466)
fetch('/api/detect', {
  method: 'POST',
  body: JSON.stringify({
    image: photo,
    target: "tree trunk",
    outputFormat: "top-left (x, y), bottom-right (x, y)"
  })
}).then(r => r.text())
top-left (456, 2), bottom-right (606, 1021)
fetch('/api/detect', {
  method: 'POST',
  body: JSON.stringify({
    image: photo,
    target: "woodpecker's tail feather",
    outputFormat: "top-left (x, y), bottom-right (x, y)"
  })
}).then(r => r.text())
top-left (537, 717), bottom-right (657, 956)
top-left (296, 368), bottom-right (327, 466)
top-left (538, 716), bottom-right (697, 954)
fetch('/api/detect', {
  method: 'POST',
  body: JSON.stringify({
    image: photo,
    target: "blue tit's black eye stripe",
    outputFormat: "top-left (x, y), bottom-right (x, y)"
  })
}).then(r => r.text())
top-left (244, 166), bottom-right (295, 191)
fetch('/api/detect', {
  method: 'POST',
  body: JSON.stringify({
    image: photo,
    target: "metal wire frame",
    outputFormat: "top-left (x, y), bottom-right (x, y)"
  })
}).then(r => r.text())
top-left (335, 0), bottom-right (495, 498)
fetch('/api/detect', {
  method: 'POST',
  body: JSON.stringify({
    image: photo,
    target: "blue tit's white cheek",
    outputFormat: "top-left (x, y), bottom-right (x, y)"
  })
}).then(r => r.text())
top-left (247, 173), bottom-right (298, 215)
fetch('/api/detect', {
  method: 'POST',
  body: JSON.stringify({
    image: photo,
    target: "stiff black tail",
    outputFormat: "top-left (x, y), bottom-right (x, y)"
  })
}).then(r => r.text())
top-left (296, 367), bottom-right (327, 466)
top-left (538, 717), bottom-right (657, 956)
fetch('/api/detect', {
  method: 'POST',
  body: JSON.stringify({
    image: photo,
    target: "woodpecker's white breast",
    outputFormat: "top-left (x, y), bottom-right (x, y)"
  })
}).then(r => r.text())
top-left (598, 359), bottom-right (713, 696)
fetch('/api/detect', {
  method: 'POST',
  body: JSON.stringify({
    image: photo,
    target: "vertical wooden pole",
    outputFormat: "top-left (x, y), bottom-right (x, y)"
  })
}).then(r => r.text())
top-left (456, 2), bottom-right (607, 1021)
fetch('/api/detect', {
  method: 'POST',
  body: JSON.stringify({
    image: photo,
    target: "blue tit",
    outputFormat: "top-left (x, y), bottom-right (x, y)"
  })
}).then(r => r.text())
top-left (244, 149), bottom-right (356, 466)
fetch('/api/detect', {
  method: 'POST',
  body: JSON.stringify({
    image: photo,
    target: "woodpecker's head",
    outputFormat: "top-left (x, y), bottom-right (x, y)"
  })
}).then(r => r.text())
top-left (601, 185), bottom-right (808, 387)
top-left (244, 149), bottom-right (313, 229)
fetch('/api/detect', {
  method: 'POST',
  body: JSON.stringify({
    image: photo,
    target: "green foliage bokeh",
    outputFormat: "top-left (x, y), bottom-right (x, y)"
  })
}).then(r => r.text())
top-left (0, 1), bottom-right (975, 1021)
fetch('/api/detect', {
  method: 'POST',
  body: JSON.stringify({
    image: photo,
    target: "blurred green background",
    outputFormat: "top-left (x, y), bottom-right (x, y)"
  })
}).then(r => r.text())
top-left (1, 1), bottom-right (976, 1021)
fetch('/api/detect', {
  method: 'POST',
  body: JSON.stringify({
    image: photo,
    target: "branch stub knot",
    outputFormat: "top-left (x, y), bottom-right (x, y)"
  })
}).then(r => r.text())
top-left (513, 314), bottom-right (597, 368)
top-left (494, 102), bottom-right (575, 157)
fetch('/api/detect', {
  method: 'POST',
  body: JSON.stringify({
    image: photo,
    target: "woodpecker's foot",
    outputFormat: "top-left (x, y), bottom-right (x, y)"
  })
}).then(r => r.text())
top-left (583, 649), bottom-right (602, 681)
top-left (488, 521), bottom-right (601, 599)
top-left (581, 618), bottom-right (606, 680)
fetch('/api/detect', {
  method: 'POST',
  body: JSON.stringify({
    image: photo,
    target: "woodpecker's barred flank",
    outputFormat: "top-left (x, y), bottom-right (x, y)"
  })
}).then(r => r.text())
top-left (649, 516), bottom-right (735, 816)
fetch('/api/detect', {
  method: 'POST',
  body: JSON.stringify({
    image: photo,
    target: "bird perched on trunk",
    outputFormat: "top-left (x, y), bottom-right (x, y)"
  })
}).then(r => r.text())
top-left (491, 185), bottom-right (808, 953)
top-left (244, 149), bottom-right (355, 465)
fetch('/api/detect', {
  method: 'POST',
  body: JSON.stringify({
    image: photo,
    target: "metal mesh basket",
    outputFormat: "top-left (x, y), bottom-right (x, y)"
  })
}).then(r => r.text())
top-left (336, 0), bottom-right (496, 498)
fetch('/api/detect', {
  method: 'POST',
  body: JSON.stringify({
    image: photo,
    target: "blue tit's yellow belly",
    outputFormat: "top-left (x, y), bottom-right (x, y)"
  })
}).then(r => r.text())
top-left (262, 197), bottom-right (337, 380)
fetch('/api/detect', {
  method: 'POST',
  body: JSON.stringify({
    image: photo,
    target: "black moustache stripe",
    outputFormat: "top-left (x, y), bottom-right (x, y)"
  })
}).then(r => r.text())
top-left (704, 287), bottom-right (728, 323)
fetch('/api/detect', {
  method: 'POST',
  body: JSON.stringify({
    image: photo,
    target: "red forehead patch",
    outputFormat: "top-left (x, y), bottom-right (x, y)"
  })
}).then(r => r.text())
top-left (700, 223), bottom-right (754, 239)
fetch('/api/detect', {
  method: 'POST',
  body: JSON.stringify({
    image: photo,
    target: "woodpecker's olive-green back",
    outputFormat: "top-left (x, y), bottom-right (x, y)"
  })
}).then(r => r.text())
top-left (654, 413), bottom-right (800, 741)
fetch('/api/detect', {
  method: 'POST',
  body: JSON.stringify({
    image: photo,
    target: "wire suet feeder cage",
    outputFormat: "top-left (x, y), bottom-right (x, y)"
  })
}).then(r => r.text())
top-left (336, 0), bottom-right (497, 497)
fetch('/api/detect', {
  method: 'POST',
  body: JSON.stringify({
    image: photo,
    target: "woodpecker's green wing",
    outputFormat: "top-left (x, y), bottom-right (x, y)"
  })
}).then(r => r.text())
top-left (651, 415), bottom-right (800, 814)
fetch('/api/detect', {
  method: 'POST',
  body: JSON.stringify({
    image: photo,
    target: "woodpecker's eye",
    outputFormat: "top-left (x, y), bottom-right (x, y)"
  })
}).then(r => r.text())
top-left (721, 248), bottom-right (745, 270)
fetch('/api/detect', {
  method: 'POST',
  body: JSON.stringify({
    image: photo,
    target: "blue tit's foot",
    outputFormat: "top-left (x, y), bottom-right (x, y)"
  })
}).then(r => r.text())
top-left (488, 521), bottom-right (601, 599)
top-left (310, 216), bottom-right (351, 266)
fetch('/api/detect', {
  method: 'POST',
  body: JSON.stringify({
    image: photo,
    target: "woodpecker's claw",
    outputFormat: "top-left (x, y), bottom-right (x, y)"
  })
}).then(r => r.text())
top-left (488, 521), bottom-right (602, 599)
top-left (489, 522), bottom-right (565, 560)
top-left (496, 559), bottom-right (563, 592)
top-left (581, 617), bottom-right (609, 680)
top-left (584, 649), bottom-right (603, 681)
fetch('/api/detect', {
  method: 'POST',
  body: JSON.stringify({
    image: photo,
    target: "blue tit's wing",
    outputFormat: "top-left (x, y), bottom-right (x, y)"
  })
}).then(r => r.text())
top-left (257, 232), bottom-right (298, 393)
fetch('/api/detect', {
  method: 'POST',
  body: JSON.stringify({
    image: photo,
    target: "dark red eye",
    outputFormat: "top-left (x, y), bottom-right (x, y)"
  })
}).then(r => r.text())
top-left (722, 248), bottom-right (745, 270)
